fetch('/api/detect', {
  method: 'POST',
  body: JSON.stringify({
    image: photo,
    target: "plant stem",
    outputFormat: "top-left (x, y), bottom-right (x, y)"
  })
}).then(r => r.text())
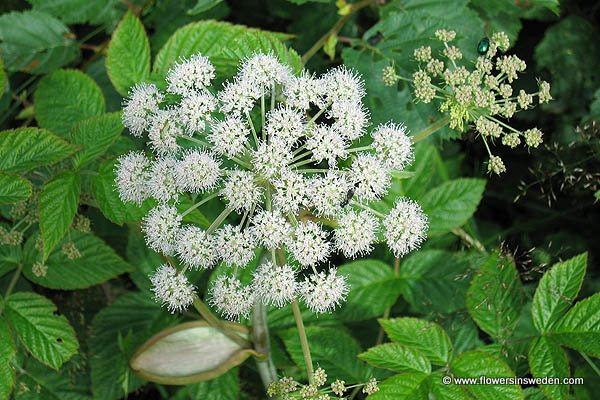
top-left (181, 191), bottom-right (220, 217)
top-left (207, 207), bottom-right (232, 233)
top-left (192, 296), bottom-right (251, 348)
top-left (0, 264), bottom-right (23, 315)
top-left (451, 228), bottom-right (486, 252)
top-left (301, 0), bottom-right (378, 63)
top-left (253, 299), bottom-right (278, 390)
top-left (350, 200), bottom-right (386, 219)
top-left (581, 352), bottom-right (600, 379)
top-left (291, 300), bottom-right (314, 384)
top-left (412, 116), bottom-right (451, 142)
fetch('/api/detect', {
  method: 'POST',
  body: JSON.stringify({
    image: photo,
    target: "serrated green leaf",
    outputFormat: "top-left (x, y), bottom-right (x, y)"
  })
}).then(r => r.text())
top-left (528, 336), bottom-right (569, 400)
top-left (106, 11), bottom-right (151, 96)
top-left (466, 252), bottom-right (525, 341)
top-left (0, 173), bottom-right (32, 204)
top-left (6, 292), bottom-right (79, 370)
top-left (420, 178), bottom-right (486, 235)
top-left (549, 293), bottom-right (600, 357)
top-left (0, 317), bottom-right (16, 400)
top-left (70, 112), bottom-right (123, 169)
top-left (34, 69), bottom-right (106, 137)
top-left (90, 292), bottom-right (180, 400)
top-left (380, 318), bottom-right (452, 365)
top-left (400, 250), bottom-right (479, 314)
top-left (369, 371), bottom-right (430, 400)
top-left (532, 253), bottom-right (587, 333)
top-left (0, 128), bottom-right (77, 173)
top-left (278, 326), bottom-right (369, 381)
top-left (0, 11), bottom-right (78, 74)
top-left (23, 231), bottom-right (132, 289)
top-left (429, 370), bottom-right (469, 400)
top-left (450, 350), bottom-right (523, 400)
top-left (39, 171), bottom-right (81, 259)
top-left (0, 244), bottom-right (21, 279)
top-left (92, 158), bottom-right (156, 225)
top-left (172, 369), bottom-right (239, 400)
top-left (359, 343), bottom-right (431, 374)
top-left (187, 0), bottom-right (224, 15)
top-left (153, 20), bottom-right (302, 80)
top-left (26, 0), bottom-right (119, 26)
top-left (337, 259), bottom-right (402, 321)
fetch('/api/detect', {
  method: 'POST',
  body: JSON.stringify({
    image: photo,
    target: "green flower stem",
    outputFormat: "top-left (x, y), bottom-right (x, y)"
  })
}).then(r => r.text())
top-left (183, 135), bottom-right (251, 168)
top-left (246, 112), bottom-right (260, 149)
top-left (298, 169), bottom-right (329, 174)
top-left (291, 150), bottom-right (312, 163)
top-left (192, 296), bottom-right (251, 349)
top-left (181, 191), bottom-right (220, 217)
top-left (451, 227), bottom-right (486, 252)
top-left (291, 299), bottom-right (314, 385)
top-left (412, 116), bottom-right (451, 143)
top-left (580, 352), bottom-right (600, 379)
top-left (0, 264), bottom-right (23, 315)
top-left (348, 145), bottom-right (373, 153)
top-left (291, 158), bottom-right (317, 168)
top-left (350, 200), bottom-right (386, 219)
top-left (301, 0), bottom-right (378, 64)
top-left (207, 207), bottom-right (233, 234)
top-left (307, 103), bottom-right (330, 125)
top-left (261, 93), bottom-right (266, 141)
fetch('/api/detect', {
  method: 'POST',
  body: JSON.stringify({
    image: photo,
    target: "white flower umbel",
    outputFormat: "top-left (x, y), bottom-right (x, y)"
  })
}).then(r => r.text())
top-left (383, 198), bottom-right (428, 257)
top-left (175, 149), bottom-right (221, 193)
top-left (150, 264), bottom-right (195, 313)
top-left (299, 268), bottom-right (349, 313)
top-left (166, 53), bottom-right (215, 96)
top-left (208, 115), bottom-right (250, 158)
top-left (350, 154), bottom-right (391, 202)
top-left (178, 91), bottom-right (217, 134)
top-left (287, 221), bottom-right (331, 268)
top-left (250, 210), bottom-right (292, 250)
top-left (176, 225), bottom-right (217, 269)
top-left (215, 224), bottom-right (256, 267)
top-left (117, 51), bottom-right (433, 317)
top-left (252, 261), bottom-right (297, 307)
top-left (334, 211), bottom-right (378, 258)
top-left (371, 123), bottom-right (414, 170)
top-left (115, 151), bottom-right (150, 204)
top-left (209, 275), bottom-right (254, 320)
top-left (221, 170), bottom-right (262, 212)
top-left (122, 83), bottom-right (163, 137)
top-left (143, 205), bottom-right (182, 255)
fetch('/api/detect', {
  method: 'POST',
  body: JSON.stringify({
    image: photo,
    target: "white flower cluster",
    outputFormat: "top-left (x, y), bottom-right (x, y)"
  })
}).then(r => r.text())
top-left (117, 52), bottom-right (428, 318)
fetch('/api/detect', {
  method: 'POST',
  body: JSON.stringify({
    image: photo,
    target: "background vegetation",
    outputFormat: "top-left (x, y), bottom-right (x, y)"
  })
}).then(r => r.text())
top-left (0, 0), bottom-right (598, 399)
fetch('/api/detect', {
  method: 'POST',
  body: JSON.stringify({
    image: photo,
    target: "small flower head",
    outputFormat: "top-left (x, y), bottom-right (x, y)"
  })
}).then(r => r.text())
top-left (502, 132), bottom-right (521, 148)
top-left (272, 170), bottom-right (308, 214)
top-left (363, 378), bottom-right (379, 395)
top-left (215, 224), bottom-right (256, 267)
top-left (61, 241), bottom-right (81, 259)
top-left (435, 29), bottom-right (456, 42)
top-left (250, 210), bottom-right (292, 250)
top-left (115, 151), bottom-right (150, 204)
top-left (382, 65), bottom-right (399, 86)
top-left (122, 83), bottom-right (163, 137)
top-left (175, 225), bottom-right (217, 269)
top-left (218, 78), bottom-right (261, 115)
top-left (331, 380), bottom-right (346, 397)
top-left (517, 90), bottom-right (533, 109)
top-left (287, 221), bottom-right (331, 268)
top-left (306, 124), bottom-right (348, 165)
top-left (491, 32), bottom-right (510, 52)
top-left (239, 53), bottom-right (292, 90)
top-left (350, 154), bottom-right (391, 202)
top-left (148, 109), bottom-right (183, 157)
top-left (475, 117), bottom-right (502, 138)
top-left (538, 80), bottom-right (552, 104)
top-left (148, 158), bottom-right (180, 202)
top-left (221, 170), bottom-right (262, 212)
top-left (413, 70), bottom-right (436, 103)
top-left (329, 100), bottom-right (369, 141)
top-left (252, 261), bottom-right (297, 307)
top-left (282, 71), bottom-right (323, 110)
top-left (208, 115), bottom-right (249, 158)
top-left (209, 275), bottom-right (254, 320)
top-left (177, 91), bottom-right (217, 134)
top-left (142, 205), bottom-right (182, 255)
top-left (414, 46), bottom-right (432, 62)
top-left (313, 367), bottom-right (327, 386)
top-left (166, 53), bottom-right (215, 95)
top-left (488, 155), bottom-right (506, 175)
top-left (299, 268), bottom-right (349, 313)
top-left (322, 66), bottom-right (365, 104)
top-left (265, 105), bottom-right (306, 147)
top-left (150, 264), bottom-right (195, 313)
top-left (383, 198), bottom-right (428, 257)
top-left (32, 262), bottom-right (48, 277)
top-left (524, 128), bottom-right (543, 148)
top-left (175, 149), bottom-right (221, 193)
top-left (371, 122), bottom-right (414, 170)
top-left (334, 210), bottom-right (378, 258)
top-left (307, 172), bottom-right (351, 217)
top-left (252, 142), bottom-right (293, 180)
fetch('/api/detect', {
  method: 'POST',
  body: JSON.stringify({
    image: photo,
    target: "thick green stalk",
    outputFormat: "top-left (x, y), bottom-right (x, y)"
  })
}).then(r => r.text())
top-left (253, 300), bottom-right (278, 389)
top-left (291, 299), bottom-right (314, 384)
top-left (0, 264), bottom-right (22, 315)
top-left (412, 116), bottom-right (451, 142)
